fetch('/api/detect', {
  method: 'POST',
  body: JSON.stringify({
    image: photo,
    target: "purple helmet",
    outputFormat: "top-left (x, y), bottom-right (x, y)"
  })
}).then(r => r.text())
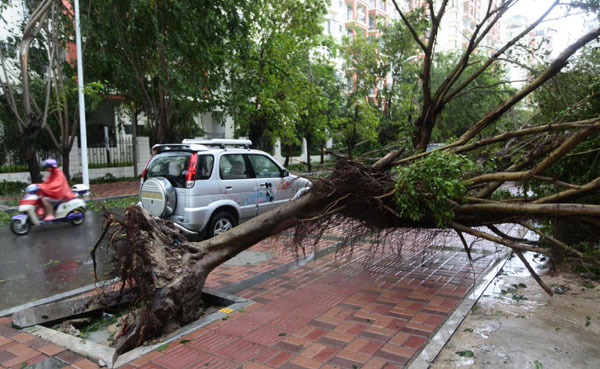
top-left (42, 158), bottom-right (58, 168)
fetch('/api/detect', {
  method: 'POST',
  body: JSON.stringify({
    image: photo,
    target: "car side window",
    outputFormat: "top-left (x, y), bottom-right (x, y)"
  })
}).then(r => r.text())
top-left (196, 155), bottom-right (214, 180)
top-left (249, 154), bottom-right (283, 178)
top-left (220, 154), bottom-right (250, 180)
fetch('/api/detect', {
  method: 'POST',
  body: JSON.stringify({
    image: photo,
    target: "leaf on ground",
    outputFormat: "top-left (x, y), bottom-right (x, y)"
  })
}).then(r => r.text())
top-left (180, 340), bottom-right (191, 344)
top-left (463, 328), bottom-right (474, 332)
top-left (156, 344), bottom-right (169, 352)
top-left (533, 360), bottom-right (544, 369)
top-left (455, 350), bottom-right (475, 357)
top-left (471, 305), bottom-right (479, 313)
top-left (516, 315), bottom-right (526, 319)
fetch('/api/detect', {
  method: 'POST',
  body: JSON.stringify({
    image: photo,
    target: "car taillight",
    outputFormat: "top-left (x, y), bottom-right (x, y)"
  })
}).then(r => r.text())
top-left (186, 153), bottom-right (198, 188)
top-left (140, 154), bottom-right (155, 184)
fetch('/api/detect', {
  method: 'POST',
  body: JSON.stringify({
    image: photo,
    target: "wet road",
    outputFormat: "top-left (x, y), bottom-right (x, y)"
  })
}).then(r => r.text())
top-left (0, 211), bottom-right (115, 311)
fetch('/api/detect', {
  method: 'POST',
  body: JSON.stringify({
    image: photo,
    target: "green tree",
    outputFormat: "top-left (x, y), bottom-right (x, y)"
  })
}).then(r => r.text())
top-left (0, 0), bottom-right (92, 180)
top-left (226, 0), bottom-right (328, 152)
top-left (377, 13), bottom-right (427, 147)
top-left (431, 52), bottom-right (514, 142)
top-left (82, 0), bottom-right (251, 144)
top-left (337, 98), bottom-right (379, 160)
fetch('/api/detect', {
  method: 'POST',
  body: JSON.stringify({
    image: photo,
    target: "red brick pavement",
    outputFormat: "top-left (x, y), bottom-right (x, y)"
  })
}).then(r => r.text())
top-left (0, 184), bottom-right (503, 369)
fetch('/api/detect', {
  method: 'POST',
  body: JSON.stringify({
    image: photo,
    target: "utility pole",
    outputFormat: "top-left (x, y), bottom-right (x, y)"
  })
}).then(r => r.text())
top-left (74, 0), bottom-right (89, 187)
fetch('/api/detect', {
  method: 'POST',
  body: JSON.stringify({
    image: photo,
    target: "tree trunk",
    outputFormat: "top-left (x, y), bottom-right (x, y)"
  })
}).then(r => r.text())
top-left (62, 149), bottom-right (70, 180)
top-left (24, 131), bottom-right (42, 183)
top-left (306, 136), bottom-right (312, 172)
top-left (111, 194), bottom-right (322, 354)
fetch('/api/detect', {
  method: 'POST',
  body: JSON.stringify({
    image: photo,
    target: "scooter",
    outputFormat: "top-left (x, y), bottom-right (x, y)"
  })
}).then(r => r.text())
top-left (10, 184), bottom-right (89, 236)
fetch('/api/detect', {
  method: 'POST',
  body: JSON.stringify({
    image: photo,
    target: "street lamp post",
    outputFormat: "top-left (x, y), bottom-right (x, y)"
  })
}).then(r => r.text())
top-left (74, 0), bottom-right (89, 187)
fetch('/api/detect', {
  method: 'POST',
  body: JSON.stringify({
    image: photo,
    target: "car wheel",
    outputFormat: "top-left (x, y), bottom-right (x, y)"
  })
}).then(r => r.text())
top-left (207, 211), bottom-right (237, 238)
top-left (11, 218), bottom-right (31, 235)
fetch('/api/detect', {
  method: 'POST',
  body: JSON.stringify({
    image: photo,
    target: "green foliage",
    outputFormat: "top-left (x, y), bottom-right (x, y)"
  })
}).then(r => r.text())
top-left (82, 0), bottom-right (252, 144)
top-left (394, 151), bottom-right (476, 227)
top-left (336, 99), bottom-right (380, 160)
top-left (0, 180), bottom-right (27, 196)
top-left (227, 0), bottom-right (329, 152)
top-left (431, 52), bottom-right (515, 142)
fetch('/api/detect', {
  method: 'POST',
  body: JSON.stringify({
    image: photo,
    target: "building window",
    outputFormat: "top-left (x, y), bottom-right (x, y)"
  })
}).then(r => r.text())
top-left (369, 14), bottom-right (376, 30)
top-left (347, 6), bottom-right (353, 21)
top-left (378, 0), bottom-right (386, 11)
top-left (357, 5), bottom-right (366, 23)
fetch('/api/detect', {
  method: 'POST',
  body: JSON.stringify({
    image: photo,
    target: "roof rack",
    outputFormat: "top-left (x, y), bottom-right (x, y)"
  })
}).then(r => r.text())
top-left (181, 138), bottom-right (252, 149)
top-left (152, 143), bottom-right (209, 153)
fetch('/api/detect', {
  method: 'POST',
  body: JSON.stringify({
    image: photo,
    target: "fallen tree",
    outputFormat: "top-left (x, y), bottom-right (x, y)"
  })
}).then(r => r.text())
top-left (94, 2), bottom-right (600, 354)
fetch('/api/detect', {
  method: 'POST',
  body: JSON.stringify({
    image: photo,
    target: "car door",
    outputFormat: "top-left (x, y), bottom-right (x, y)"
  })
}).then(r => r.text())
top-left (217, 154), bottom-right (258, 220)
top-left (248, 154), bottom-right (294, 215)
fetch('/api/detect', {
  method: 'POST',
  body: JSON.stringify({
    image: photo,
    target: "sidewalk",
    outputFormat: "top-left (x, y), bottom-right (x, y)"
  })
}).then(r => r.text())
top-left (0, 181), bottom-right (505, 369)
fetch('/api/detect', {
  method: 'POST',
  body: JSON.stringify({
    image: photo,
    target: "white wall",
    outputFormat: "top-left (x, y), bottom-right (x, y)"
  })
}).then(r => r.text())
top-left (0, 137), bottom-right (152, 183)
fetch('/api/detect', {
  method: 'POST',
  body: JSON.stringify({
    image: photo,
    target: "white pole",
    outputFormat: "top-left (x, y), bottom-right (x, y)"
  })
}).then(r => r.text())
top-left (74, 0), bottom-right (89, 187)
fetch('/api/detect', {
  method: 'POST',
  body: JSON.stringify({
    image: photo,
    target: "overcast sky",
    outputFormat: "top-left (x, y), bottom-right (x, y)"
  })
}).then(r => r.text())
top-left (506, 0), bottom-right (597, 56)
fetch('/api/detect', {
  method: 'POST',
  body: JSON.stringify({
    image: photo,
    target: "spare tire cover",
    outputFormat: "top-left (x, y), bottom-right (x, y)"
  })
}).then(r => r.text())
top-left (140, 177), bottom-right (177, 217)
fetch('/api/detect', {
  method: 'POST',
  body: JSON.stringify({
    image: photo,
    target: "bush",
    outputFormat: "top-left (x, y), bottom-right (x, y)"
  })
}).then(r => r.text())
top-left (0, 180), bottom-right (27, 196)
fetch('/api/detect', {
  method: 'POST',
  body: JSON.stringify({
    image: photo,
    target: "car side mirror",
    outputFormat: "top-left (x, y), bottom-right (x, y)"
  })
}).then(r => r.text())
top-left (282, 169), bottom-right (289, 177)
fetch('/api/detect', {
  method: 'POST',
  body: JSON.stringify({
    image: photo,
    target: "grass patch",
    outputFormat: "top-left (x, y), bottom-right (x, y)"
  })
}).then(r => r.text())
top-left (87, 196), bottom-right (138, 212)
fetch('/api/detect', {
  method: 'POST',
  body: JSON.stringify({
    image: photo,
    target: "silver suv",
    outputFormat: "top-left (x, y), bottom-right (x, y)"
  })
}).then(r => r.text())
top-left (139, 139), bottom-right (311, 238)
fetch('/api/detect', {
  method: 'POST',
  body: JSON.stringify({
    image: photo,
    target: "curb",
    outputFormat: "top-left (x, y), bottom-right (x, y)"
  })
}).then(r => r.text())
top-left (406, 248), bottom-right (512, 369)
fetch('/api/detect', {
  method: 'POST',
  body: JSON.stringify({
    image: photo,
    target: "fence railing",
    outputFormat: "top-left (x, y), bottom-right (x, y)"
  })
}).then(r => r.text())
top-left (0, 138), bottom-right (134, 173)
top-left (0, 145), bottom-right (63, 173)
top-left (86, 138), bottom-right (133, 168)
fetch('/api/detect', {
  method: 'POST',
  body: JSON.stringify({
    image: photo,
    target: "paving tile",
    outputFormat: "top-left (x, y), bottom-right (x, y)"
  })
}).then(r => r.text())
top-left (244, 310), bottom-right (282, 325)
top-left (243, 362), bottom-right (272, 369)
top-left (24, 354), bottom-right (48, 366)
top-left (290, 355), bottom-right (322, 369)
top-left (24, 338), bottom-right (50, 350)
top-left (265, 351), bottom-right (294, 368)
top-left (268, 314), bottom-right (313, 331)
top-left (129, 350), bottom-right (162, 367)
top-left (2, 349), bottom-right (38, 367)
top-left (244, 326), bottom-right (286, 346)
top-left (152, 345), bottom-right (206, 369)
top-left (289, 303), bottom-right (330, 318)
top-left (11, 333), bottom-right (34, 344)
top-left (313, 346), bottom-right (339, 362)
top-left (0, 350), bottom-right (17, 365)
top-left (6, 343), bottom-right (36, 356)
top-left (361, 357), bottom-right (388, 369)
top-left (217, 319), bottom-right (262, 336)
top-left (0, 326), bottom-right (20, 338)
top-left (72, 358), bottom-right (100, 369)
top-left (216, 339), bottom-right (265, 362)
top-left (299, 343), bottom-right (327, 359)
top-left (37, 344), bottom-right (65, 357)
top-left (0, 336), bottom-right (10, 347)
top-left (403, 335), bottom-right (427, 350)
top-left (55, 351), bottom-right (85, 365)
top-left (190, 331), bottom-right (237, 352)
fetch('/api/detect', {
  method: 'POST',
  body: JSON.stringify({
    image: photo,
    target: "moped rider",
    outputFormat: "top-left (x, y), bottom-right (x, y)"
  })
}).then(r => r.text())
top-left (38, 159), bottom-right (75, 221)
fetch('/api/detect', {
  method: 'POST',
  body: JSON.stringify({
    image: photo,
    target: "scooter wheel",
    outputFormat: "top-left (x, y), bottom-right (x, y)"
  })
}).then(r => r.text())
top-left (10, 219), bottom-right (31, 235)
top-left (69, 208), bottom-right (86, 226)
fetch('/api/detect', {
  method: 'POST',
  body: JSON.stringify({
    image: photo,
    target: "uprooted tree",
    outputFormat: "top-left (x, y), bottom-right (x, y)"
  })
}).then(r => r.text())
top-left (96, 0), bottom-right (600, 354)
